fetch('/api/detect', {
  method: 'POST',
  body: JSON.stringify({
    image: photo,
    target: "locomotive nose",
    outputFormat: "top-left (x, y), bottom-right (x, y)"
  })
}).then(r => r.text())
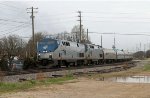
top-left (49, 54), bottom-right (52, 59)
top-left (38, 52), bottom-right (53, 60)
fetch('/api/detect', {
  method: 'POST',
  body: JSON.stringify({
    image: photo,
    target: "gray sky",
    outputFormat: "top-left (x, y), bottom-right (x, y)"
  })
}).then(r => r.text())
top-left (0, 0), bottom-right (150, 52)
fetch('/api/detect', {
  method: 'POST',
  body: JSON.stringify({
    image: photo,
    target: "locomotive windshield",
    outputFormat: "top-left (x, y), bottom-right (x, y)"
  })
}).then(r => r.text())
top-left (37, 39), bottom-right (58, 53)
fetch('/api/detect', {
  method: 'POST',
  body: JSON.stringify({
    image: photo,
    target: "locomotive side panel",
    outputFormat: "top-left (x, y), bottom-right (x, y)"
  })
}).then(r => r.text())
top-left (103, 48), bottom-right (117, 63)
top-left (116, 50), bottom-right (125, 61)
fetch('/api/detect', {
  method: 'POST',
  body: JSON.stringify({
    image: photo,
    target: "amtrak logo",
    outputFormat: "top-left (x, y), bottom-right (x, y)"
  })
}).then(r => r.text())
top-left (43, 45), bottom-right (48, 50)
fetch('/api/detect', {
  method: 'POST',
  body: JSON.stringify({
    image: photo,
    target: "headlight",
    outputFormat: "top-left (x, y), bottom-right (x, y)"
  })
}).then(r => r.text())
top-left (38, 54), bottom-right (40, 56)
top-left (49, 54), bottom-right (52, 58)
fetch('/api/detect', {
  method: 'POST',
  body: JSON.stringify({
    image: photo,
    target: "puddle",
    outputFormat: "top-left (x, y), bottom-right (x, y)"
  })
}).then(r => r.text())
top-left (110, 76), bottom-right (150, 83)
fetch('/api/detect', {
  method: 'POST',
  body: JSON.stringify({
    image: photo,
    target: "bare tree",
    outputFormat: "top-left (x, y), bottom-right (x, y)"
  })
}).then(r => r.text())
top-left (55, 31), bottom-right (72, 41)
top-left (146, 50), bottom-right (150, 58)
top-left (71, 25), bottom-right (91, 43)
top-left (26, 32), bottom-right (46, 58)
top-left (0, 35), bottom-right (26, 60)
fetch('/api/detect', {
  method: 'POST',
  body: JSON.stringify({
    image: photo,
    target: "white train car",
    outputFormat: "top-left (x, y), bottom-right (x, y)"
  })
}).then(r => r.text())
top-left (116, 49), bottom-right (125, 62)
top-left (55, 40), bottom-right (85, 66)
top-left (85, 44), bottom-right (103, 64)
top-left (128, 51), bottom-right (133, 60)
top-left (37, 37), bottom-right (133, 67)
top-left (123, 50), bottom-right (133, 61)
top-left (103, 48), bottom-right (117, 63)
top-left (37, 38), bottom-right (85, 66)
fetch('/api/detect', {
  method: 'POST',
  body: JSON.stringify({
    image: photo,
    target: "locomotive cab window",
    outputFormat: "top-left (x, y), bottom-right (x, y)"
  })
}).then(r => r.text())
top-left (89, 45), bottom-right (94, 49)
top-left (100, 54), bottom-right (103, 57)
top-left (66, 42), bottom-right (70, 46)
top-left (62, 41), bottom-right (70, 46)
top-left (79, 53), bottom-right (84, 57)
top-left (62, 41), bottom-right (65, 45)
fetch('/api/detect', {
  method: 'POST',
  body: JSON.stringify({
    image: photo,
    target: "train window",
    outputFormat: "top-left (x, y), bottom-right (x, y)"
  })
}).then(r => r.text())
top-left (90, 45), bottom-right (94, 49)
top-left (62, 41), bottom-right (70, 46)
top-left (66, 42), bottom-right (68, 46)
top-left (57, 41), bottom-right (60, 45)
top-left (62, 42), bottom-right (65, 45)
top-left (100, 54), bottom-right (103, 57)
top-left (66, 42), bottom-right (70, 46)
top-left (47, 41), bottom-right (54, 44)
top-left (79, 53), bottom-right (84, 57)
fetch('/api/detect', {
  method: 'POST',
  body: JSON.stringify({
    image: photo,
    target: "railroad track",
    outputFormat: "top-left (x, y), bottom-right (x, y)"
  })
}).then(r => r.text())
top-left (5, 61), bottom-right (135, 75)
top-left (0, 61), bottom-right (137, 82)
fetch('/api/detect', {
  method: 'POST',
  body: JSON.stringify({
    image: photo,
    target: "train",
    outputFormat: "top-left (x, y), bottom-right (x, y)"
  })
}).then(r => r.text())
top-left (37, 37), bottom-right (133, 67)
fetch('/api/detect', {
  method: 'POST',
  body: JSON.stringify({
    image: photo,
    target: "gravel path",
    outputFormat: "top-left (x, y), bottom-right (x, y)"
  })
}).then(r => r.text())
top-left (1, 78), bottom-right (150, 98)
top-left (1, 59), bottom-right (150, 98)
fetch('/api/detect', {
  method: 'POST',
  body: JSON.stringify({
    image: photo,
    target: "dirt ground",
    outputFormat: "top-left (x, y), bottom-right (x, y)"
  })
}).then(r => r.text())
top-left (1, 59), bottom-right (150, 98)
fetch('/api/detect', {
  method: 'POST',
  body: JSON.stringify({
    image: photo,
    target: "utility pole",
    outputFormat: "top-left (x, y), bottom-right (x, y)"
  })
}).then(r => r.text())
top-left (144, 44), bottom-right (146, 52)
top-left (140, 42), bottom-right (141, 51)
top-left (21, 39), bottom-right (22, 48)
top-left (77, 11), bottom-right (82, 42)
top-left (87, 29), bottom-right (88, 41)
top-left (114, 37), bottom-right (116, 48)
top-left (113, 32), bottom-right (116, 49)
top-left (76, 32), bottom-right (78, 42)
top-left (27, 7), bottom-right (38, 57)
top-left (101, 35), bottom-right (102, 47)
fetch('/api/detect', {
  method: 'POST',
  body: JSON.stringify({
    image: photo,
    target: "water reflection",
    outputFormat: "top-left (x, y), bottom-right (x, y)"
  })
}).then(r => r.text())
top-left (112, 76), bottom-right (150, 83)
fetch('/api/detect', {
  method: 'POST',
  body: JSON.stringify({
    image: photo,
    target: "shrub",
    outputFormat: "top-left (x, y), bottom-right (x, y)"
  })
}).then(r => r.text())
top-left (23, 58), bottom-right (36, 70)
top-left (0, 59), bottom-right (10, 71)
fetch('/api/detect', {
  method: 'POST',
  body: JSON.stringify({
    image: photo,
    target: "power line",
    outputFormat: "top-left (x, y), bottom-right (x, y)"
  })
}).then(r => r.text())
top-left (83, 16), bottom-right (150, 20)
top-left (40, 18), bottom-right (77, 24)
top-left (0, 24), bottom-right (31, 36)
top-left (0, 2), bottom-right (29, 20)
top-left (88, 32), bottom-right (150, 36)
top-left (83, 19), bottom-right (150, 23)
top-left (0, 18), bottom-right (31, 24)
top-left (0, 23), bottom-right (30, 34)
top-left (83, 11), bottom-right (150, 15)
top-left (0, 2), bottom-right (22, 10)
top-left (43, 16), bottom-right (77, 21)
top-left (47, 12), bottom-right (76, 16)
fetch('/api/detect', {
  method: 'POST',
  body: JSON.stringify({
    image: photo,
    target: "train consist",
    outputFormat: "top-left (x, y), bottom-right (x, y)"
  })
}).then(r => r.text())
top-left (37, 37), bottom-right (133, 67)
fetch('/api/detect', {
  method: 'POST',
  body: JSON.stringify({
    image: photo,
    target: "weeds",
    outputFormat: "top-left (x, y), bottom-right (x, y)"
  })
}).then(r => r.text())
top-left (143, 64), bottom-right (150, 71)
top-left (0, 75), bottom-right (74, 94)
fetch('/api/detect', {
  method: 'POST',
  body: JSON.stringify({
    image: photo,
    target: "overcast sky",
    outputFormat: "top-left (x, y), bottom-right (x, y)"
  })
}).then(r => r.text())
top-left (0, 0), bottom-right (150, 52)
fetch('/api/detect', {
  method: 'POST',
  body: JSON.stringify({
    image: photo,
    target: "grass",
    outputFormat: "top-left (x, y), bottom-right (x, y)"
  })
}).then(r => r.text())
top-left (81, 64), bottom-right (144, 79)
top-left (83, 59), bottom-right (150, 79)
top-left (0, 75), bottom-right (74, 94)
top-left (143, 64), bottom-right (150, 71)
top-left (1, 60), bottom-right (150, 94)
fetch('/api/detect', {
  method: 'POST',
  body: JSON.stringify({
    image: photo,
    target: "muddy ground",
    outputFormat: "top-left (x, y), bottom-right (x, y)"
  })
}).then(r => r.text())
top-left (1, 59), bottom-right (150, 98)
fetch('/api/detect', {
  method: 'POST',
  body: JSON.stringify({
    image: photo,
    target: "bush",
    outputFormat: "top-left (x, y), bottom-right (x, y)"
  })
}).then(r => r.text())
top-left (0, 59), bottom-right (10, 71)
top-left (23, 58), bottom-right (36, 70)
top-left (133, 51), bottom-right (145, 59)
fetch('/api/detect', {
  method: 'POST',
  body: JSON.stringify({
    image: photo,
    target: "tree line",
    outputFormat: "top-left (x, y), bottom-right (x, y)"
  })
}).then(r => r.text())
top-left (0, 25), bottom-right (92, 60)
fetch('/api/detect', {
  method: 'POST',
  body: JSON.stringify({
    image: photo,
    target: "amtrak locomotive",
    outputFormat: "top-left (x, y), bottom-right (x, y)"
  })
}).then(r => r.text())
top-left (37, 37), bottom-right (133, 67)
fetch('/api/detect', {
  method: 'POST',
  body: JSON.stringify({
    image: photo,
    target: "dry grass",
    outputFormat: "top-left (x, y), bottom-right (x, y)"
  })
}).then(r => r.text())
top-left (79, 61), bottom-right (146, 79)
